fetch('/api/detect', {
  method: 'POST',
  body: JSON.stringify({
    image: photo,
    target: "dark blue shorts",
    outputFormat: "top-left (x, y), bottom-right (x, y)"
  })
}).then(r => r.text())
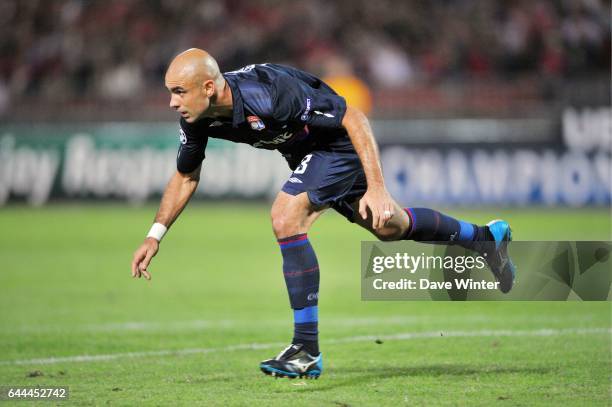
top-left (281, 150), bottom-right (367, 222)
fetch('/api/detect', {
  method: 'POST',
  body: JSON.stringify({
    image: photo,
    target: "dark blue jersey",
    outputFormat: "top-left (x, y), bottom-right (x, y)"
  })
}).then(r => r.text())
top-left (176, 64), bottom-right (353, 173)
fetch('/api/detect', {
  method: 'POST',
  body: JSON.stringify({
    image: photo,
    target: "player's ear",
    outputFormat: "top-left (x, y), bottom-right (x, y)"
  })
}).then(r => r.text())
top-left (203, 80), bottom-right (215, 97)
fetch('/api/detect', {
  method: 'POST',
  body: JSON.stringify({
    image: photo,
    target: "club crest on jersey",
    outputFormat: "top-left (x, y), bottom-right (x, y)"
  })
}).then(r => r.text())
top-left (247, 115), bottom-right (265, 131)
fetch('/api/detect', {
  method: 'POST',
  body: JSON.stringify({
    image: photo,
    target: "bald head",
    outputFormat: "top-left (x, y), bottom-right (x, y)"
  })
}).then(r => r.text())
top-left (165, 48), bottom-right (229, 123)
top-left (166, 48), bottom-right (223, 88)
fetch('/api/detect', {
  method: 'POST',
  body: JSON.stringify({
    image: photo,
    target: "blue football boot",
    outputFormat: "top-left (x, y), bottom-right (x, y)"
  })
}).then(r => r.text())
top-left (478, 220), bottom-right (516, 293)
top-left (260, 344), bottom-right (322, 379)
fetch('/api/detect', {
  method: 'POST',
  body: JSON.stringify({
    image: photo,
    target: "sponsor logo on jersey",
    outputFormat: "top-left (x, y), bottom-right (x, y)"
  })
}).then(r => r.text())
top-left (287, 177), bottom-right (303, 184)
top-left (179, 128), bottom-right (187, 144)
top-left (209, 121), bottom-right (223, 127)
top-left (252, 131), bottom-right (294, 148)
top-left (247, 115), bottom-right (266, 131)
top-left (301, 98), bottom-right (312, 121)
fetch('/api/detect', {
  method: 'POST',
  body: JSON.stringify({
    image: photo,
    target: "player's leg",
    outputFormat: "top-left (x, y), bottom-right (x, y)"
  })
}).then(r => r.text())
top-left (271, 192), bottom-right (325, 356)
top-left (260, 149), bottom-right (373, 379)
top-left (347, 200), bottom-right (516, 293)
top-left (398, 208), bottom-right (515, 294)
top-left (271, 190), bottom-right (325, 357)
top-left (260, 190), bottom-right (326, 379)
top-left (352, 202), bottom-right (491, 248)
top-left (350, 199), bottom-right (411, 241)
top-left (270, 190), bottom-right (326, 238)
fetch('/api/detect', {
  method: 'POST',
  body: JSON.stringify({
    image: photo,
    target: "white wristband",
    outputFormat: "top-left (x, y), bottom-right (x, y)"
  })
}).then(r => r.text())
top-left (147, 223), bottom-right (168, 242)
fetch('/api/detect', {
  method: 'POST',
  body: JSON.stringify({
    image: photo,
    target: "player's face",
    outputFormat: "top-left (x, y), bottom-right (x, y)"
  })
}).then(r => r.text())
top-left (165, 76), bottom-right (212, 123)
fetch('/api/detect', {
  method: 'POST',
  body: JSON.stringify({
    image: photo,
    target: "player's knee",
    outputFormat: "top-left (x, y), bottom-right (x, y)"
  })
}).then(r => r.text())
top-left (374, 226), bottom-right (404, 242)
top-left (271, 212), bottom-right (299, 238)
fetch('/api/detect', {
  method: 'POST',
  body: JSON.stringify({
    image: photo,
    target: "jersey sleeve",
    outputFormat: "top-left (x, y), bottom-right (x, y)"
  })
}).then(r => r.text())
top-left (176, 119), bottom-right (208, 174)
top-left (271, 75), bottom-right (347, 129)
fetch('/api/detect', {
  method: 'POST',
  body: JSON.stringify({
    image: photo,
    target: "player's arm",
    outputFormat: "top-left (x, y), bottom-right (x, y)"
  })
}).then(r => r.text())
top-left (153, 166), bottom-right (201, 228)
top-left (342, 105), bottom-right (394, 229)
top-left (131, 166), bottom-right (201, 280)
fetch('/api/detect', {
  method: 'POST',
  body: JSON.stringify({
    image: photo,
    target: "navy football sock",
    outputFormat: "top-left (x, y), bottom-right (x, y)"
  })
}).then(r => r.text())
top-left (403, 207), bottom-right (492, 250)
top-left (278, 234), bottom-right (319, 355)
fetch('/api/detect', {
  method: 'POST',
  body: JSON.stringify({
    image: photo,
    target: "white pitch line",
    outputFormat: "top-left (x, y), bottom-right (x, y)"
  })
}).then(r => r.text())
top-left (1, 327), bottom-right (609, 366)
top-left (4, 314), bottom-right (599, 334)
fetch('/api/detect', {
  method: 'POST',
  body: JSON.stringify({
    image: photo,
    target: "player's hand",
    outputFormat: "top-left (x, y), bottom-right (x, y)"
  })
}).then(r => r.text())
top-left (358, 185), bottom-right (395, 230)
top-left (131, 237), bottom-right (159, 280)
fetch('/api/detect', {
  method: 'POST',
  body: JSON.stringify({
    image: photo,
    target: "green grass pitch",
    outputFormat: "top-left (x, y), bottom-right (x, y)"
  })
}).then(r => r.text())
top-left (0, 204), bottom-right (610, 406)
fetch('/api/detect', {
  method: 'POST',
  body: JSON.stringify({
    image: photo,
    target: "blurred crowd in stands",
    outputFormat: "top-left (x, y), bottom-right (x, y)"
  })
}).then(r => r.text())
top-left (0, 0), bottom-right (609, 116)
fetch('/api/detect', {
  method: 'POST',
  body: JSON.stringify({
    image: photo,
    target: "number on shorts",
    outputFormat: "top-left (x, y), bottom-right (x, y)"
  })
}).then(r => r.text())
top-left (294, 154), bottom-right (313, 174)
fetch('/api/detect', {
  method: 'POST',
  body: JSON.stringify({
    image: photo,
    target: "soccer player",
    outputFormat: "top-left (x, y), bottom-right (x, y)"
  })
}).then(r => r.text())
top-left (131, 48), bottom-right (515, 379)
